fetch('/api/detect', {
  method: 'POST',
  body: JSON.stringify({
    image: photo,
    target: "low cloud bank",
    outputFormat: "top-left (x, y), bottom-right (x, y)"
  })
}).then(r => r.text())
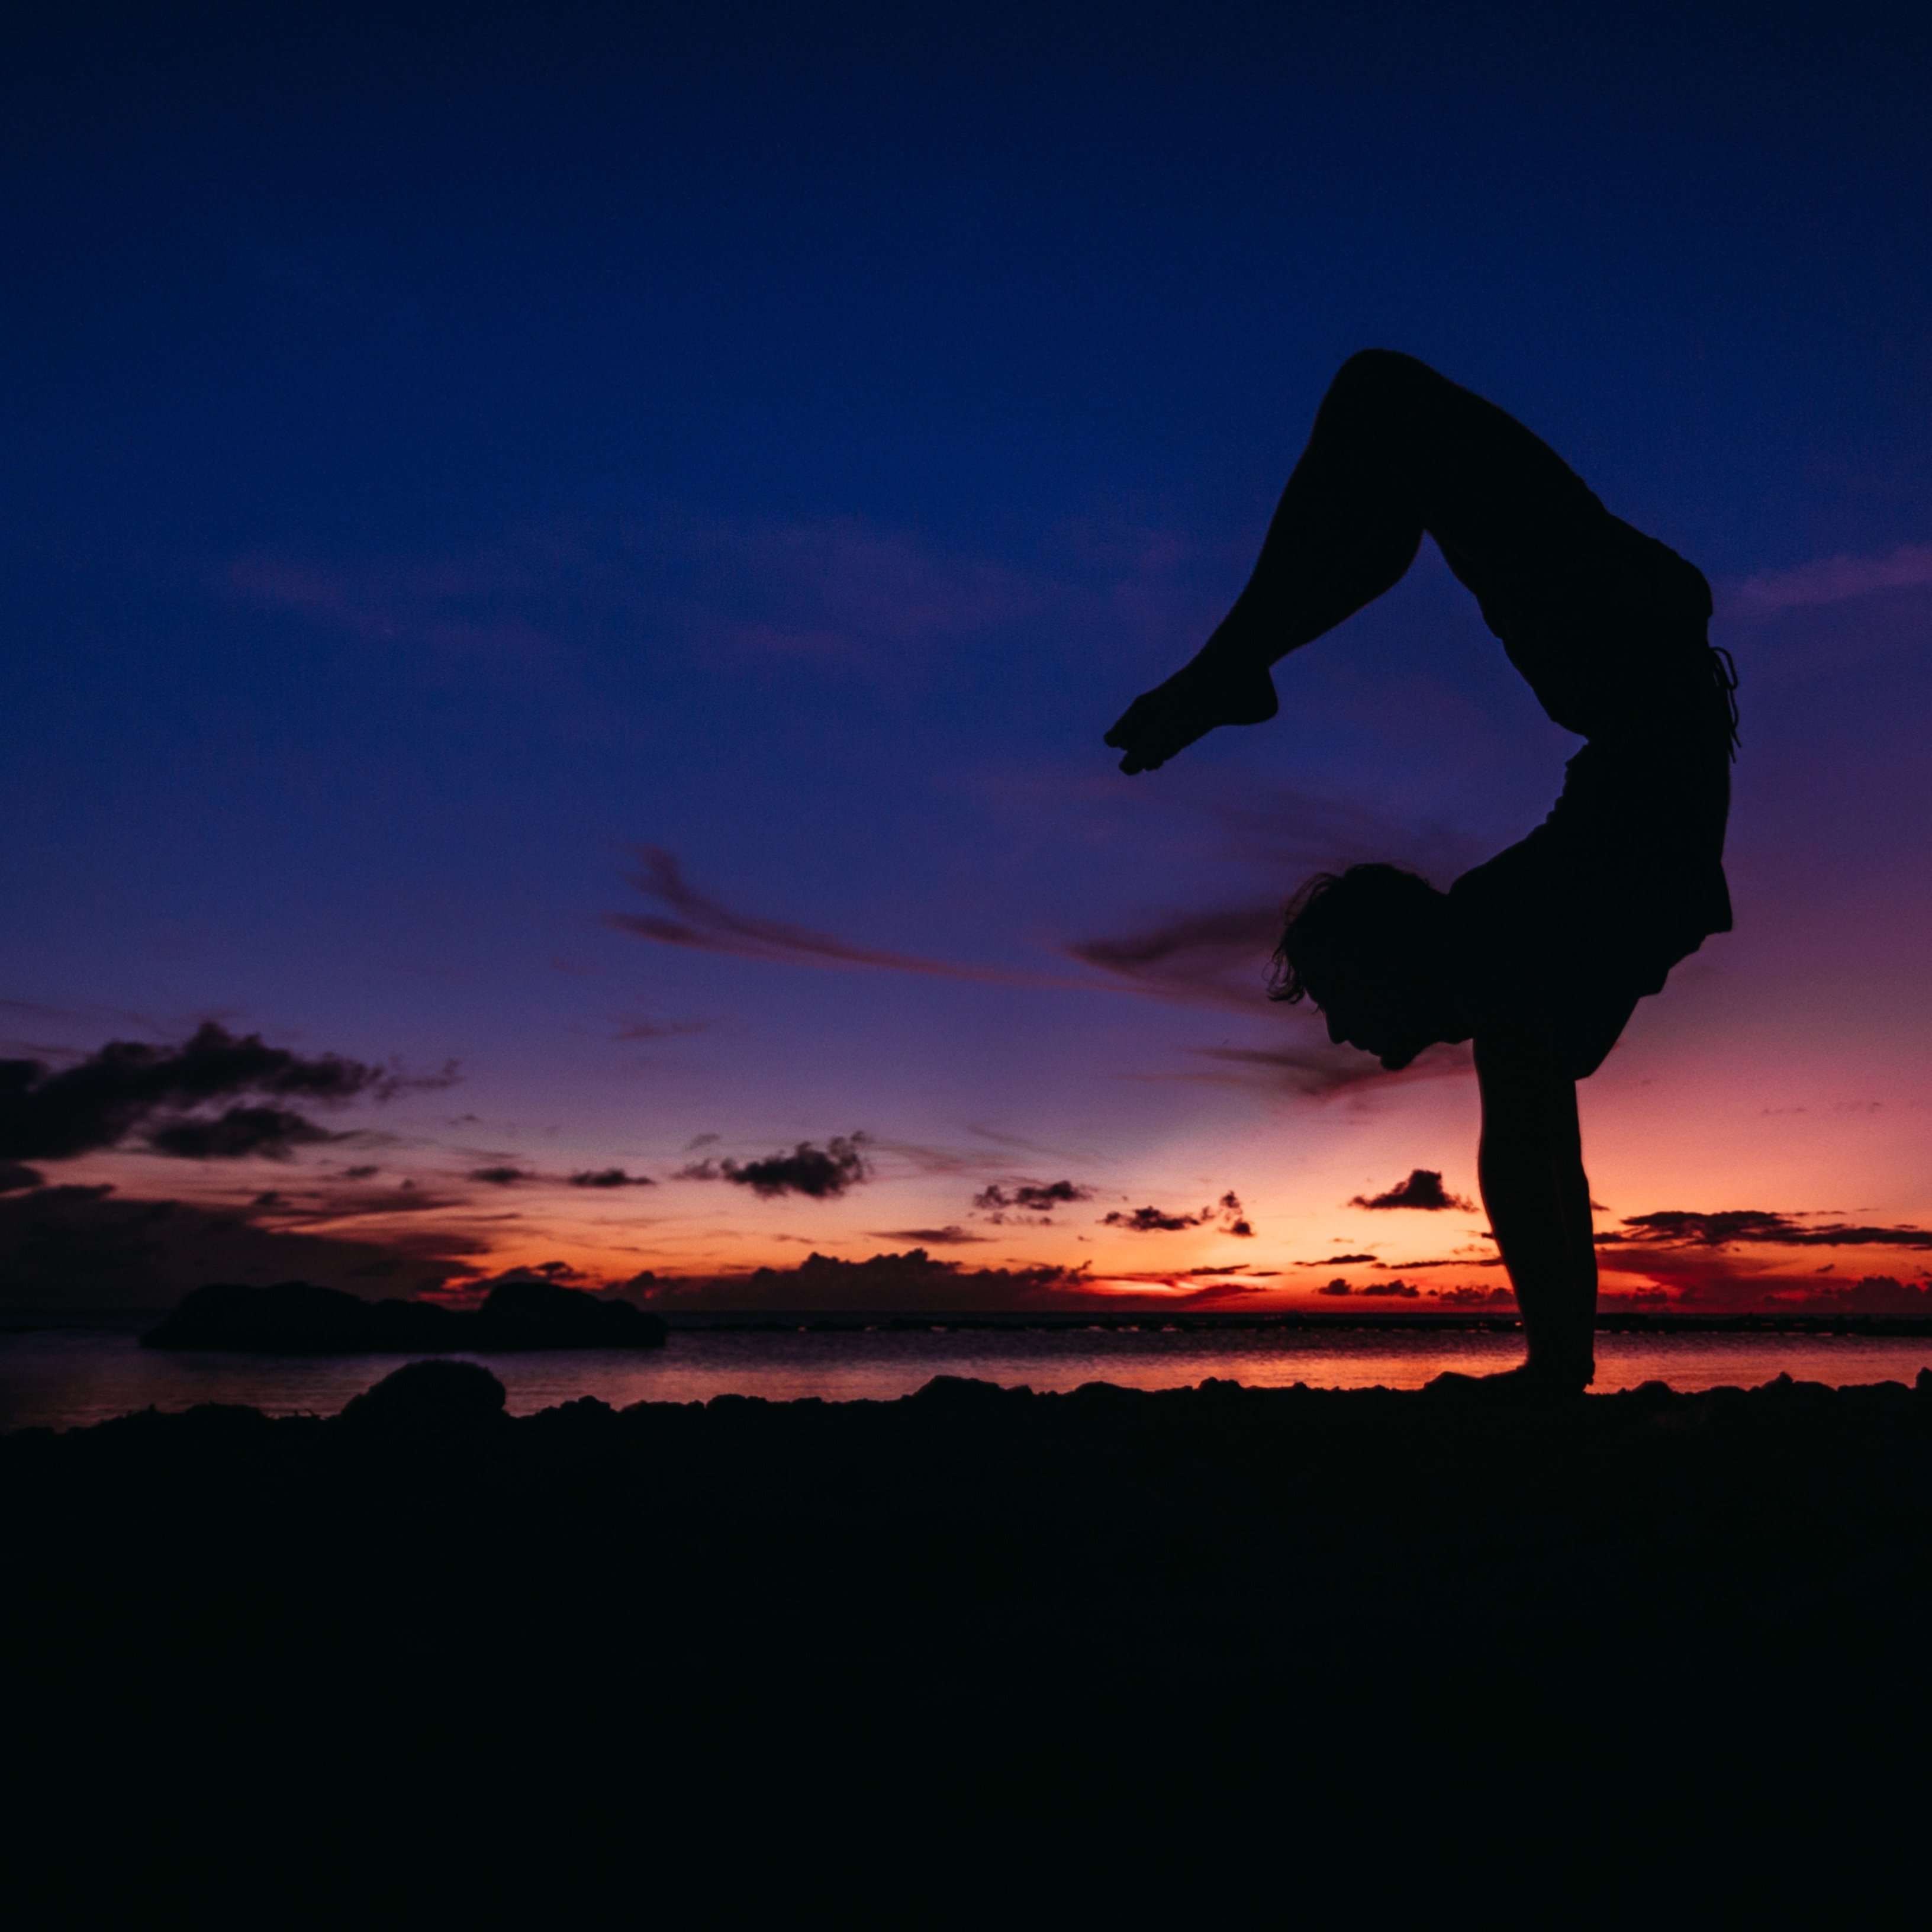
top-left (627, 1248), bottom-right (1096, 1312)
top-left (1316, 1277), bottom-right (1422, 1299)
top-left (1594, 1204), bottom-right (1932, 1312)
top-left (0, 1184), bottom-right (479, 1308)
top-left (1601, 1209), bottom-right (1931, 1251)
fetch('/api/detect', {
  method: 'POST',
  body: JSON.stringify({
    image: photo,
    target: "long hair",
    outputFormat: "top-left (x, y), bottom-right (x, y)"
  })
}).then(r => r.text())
top-left (1267, 873), bottom-right (1342, 1003)
top-left (1268, 863), bottom-right (1438, 1004)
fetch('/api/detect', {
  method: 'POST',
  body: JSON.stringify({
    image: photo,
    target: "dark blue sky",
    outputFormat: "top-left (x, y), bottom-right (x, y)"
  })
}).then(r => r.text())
top-left (5, 4), bottom-right (1930, 1302)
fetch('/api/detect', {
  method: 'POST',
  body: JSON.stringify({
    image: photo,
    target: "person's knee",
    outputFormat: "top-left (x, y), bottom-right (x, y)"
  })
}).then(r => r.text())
top-left (1315, 350), bottom-right (1447, 462)
top-left (1328, 348), bottom-right (1441, 413)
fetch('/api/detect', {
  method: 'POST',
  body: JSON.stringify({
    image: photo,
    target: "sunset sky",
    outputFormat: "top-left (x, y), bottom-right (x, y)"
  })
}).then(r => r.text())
top-left (3, 5), bottom-right (1928, 1310)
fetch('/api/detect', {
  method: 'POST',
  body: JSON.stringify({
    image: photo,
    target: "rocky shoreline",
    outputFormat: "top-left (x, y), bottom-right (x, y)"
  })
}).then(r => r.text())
top-left (5, 1368), bottom-right (1929, 1925)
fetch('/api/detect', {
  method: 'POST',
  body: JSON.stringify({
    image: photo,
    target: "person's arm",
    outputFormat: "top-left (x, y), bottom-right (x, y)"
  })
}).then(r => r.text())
top-left (1473, 1017), bottom-right (1598, 1383)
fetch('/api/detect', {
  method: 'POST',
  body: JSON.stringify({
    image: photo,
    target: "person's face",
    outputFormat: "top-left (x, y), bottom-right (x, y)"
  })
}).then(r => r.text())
top-left (1307, 970), bottom-right (1437, 1071)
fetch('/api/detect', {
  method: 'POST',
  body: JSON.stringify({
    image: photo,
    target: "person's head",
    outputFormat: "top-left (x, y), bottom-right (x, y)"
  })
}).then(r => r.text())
top-left (1269, 864), bottom-right (1453, 1069)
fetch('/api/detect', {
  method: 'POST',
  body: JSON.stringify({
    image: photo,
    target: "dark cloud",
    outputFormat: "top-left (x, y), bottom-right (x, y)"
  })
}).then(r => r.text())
top-left (1105, 1205), bottom-right (1202, 1232)
top-left (971, 1178), bottom-right (1093, 1224)
top-left (975, 1179), bottom-right (1091, 1212)
top-left (469, 1165), bottom-right (534, 1186)
top-left (0, 1022), bottom-right (408, 1165)
top-left (342, 1164), bottom-right (380, 1179)
top-left (1357, 1279), bottom-right (1421, 1298)
top-left (868, 1225), bottom-right (988, 1245)
top-left (1307, 1252), bottom-right (1377, 1264)
top-left (1317, 1277), bottom-right (1353, 1296)
top-left (0, 1184), bottom-right (480, 1309)
top-left (0, 1161), bottom-right (44, 1194)
top-left (1219, 1192), bottom-right (1255, 1238)
top-left (1602, 1209), bottom-right (1932, 1250)
top-left (569, 1167), bottom-right (656, 1189)
top-left (1350, 1170), bottom-right (1473, 1212)
top-left (146, 1105), bottom-right (339, 1161)
top-left (677, 1134), bottom-right (871, 1199)
top-left (1103, 1193), bottom-right (1252, 1236)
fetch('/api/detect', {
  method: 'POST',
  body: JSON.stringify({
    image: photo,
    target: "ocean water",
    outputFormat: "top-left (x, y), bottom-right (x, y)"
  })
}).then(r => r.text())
top-left (2, 1318), bottom-right (1928, 1431)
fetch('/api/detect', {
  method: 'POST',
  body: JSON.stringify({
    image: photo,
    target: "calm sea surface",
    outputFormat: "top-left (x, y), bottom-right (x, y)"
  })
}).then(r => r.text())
top-left (2, 1319), bottom-right (1928, 1431)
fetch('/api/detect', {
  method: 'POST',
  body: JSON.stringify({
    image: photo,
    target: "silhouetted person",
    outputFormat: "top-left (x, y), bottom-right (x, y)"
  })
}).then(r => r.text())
top-left (1106, 351), bottom-right (1737, 1395)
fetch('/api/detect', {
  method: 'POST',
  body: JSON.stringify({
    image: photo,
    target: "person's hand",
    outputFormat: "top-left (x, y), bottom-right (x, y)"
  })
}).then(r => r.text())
top-left (1103, 656), bottom-right (1277, 774)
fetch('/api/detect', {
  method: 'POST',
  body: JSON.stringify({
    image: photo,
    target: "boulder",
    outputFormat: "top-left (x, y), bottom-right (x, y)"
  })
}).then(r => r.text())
top-left (337, 1359), bottom-right (508, 1434)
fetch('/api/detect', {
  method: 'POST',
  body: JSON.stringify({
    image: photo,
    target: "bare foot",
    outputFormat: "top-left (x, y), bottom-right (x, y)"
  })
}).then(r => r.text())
top-left (1103, 652), bottom-right (1278, 774)
top-left (1424, 1361), bottom-right (1594, 1402)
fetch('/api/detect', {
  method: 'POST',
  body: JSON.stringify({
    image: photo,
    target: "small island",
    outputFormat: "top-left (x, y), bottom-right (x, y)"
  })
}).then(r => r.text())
top-left (141, 1277), bottom-right (668, 1353)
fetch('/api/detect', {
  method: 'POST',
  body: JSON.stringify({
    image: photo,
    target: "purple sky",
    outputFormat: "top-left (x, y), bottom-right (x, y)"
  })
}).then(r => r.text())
top-left (3, 5), bottom-right (1930, 1309)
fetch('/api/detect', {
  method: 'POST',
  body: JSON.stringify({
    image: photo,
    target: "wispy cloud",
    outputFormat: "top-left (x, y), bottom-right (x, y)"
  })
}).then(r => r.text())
top-left (1064, 903), bottom-right (1280, 1011)
top-left (223, 553), bottom-right (551, 655)
top-left (637, 510), bottom-right (1058, 657)
top-left (222, 509), bottom-right (1074, 667)
top-left (611, 848), bottom-right (1187, 1000)
top-left (1729, 540), bottom-right (1932, 615)
top-left (1185, 1042), bottom-right (1450, 1099)
top-left (611, 847), bottom-right (1031, 981)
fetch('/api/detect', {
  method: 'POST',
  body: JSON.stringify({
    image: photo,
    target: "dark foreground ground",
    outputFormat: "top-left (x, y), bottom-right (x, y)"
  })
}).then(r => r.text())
top-left (5, 1369), bottom-right (1931, 1928)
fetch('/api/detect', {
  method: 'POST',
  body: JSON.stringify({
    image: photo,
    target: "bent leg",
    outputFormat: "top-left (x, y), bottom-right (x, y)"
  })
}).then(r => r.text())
top-left (1222, 349), bottom-right (1604, 664)
top-left (1106, 350), bottom-right (1603, 771)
